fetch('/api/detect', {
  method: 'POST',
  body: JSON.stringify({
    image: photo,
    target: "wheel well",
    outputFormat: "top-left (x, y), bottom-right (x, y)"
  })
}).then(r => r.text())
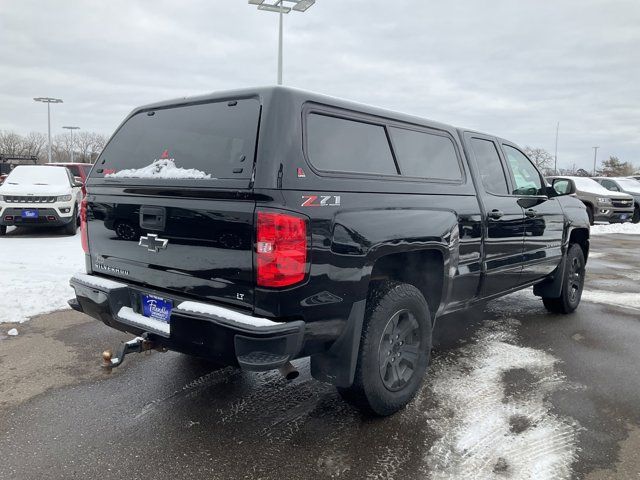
top-left (369, 249), bottom-right (444, 316)
top-left (569, 228), bottom-right (589, 261)
top-left (582, 201), bottom-right (594, 212)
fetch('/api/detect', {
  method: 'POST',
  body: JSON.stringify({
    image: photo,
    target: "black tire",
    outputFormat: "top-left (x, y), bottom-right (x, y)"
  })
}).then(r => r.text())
top-left (586, 205), bottom-right (594, 225)
top-left (63, 207), bottom-right (78, 235)
top-left (632, 205), bottom-right (640, 224)
top-left (542, 243), bottom-right (586, 314)
top-left (337, 281), bottom-right (432, 416)
top-left (0, 225), bottom-right (6, 236)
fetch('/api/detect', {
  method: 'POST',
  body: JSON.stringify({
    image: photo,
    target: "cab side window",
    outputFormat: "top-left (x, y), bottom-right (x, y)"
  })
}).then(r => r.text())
top-left (503, 145), bottom-right (543, 196)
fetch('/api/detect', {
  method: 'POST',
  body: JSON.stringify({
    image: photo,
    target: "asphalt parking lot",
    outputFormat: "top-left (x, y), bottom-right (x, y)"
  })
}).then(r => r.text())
top-left (0, 234), bottom-right (638, 480)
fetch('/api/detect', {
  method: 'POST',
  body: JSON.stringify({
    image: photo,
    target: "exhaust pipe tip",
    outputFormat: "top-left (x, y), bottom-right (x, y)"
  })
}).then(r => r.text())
top-left (278, 361), bottom-right (299, 381)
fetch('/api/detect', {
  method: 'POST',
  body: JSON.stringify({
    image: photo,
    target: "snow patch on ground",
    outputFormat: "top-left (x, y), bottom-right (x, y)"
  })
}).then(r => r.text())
top-left (590, 222), bottom-right (640, 235)
top-left (105, 159), bottom-right (212, 179)
top-left (582, 290), bottom-right (640, 311)
top-left (7, 328), bottom-right (18, 336)
top-left (0, 231), bottom-right (84, 323)
top-left (424, 318), bottom-right (578, 479)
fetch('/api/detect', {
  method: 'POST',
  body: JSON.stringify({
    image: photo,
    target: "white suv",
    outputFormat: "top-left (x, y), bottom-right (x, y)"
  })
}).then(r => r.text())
top-left (0, 165), bottom-right (83, 236)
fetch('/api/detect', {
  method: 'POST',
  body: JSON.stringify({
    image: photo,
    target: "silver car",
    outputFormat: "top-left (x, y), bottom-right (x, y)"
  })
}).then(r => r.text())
top-left (594, 177), bottom-right (640, 223)
top-left (547, 176), bottom-right (634, 225)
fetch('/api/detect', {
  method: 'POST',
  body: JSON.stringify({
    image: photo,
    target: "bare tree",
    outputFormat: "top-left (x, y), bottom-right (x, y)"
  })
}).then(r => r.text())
top-left (597, 156), bottom-right (636, 177)
top-left (86, 132), bottom-right (108, 162)
top-left (52, 133), bottom-right (74, 163)
top-left (23, 132), bottom-right (47, 162)
top-left (523, 146), bottom-right (554, 170)
top-left (1, 130), bottom-right (107, 164)
top-left (0, 131), bottom-right (25, 155)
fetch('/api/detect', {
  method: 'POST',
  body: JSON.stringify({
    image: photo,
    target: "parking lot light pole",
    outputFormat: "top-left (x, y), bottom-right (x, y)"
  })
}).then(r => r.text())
top-left (592, 146), bottom-right (599, 176)
top-left (62, 126), bottom-right (80, 163)
top-left (554, 121), bottom-right (559, 175)
top-left (248, 0), bottom-right (316, 85)
top-left (33, 97), bottom-right (64, 163)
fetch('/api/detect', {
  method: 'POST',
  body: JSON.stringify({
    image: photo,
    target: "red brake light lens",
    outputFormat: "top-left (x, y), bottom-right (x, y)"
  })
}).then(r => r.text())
top-left (256, 211), bottom-right (307, 288)
top-left (80, 198), bottom-right (89, 253)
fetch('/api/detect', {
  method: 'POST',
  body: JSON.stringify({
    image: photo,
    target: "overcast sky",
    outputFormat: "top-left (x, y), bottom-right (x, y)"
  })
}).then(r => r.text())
top-left (1, 0), bottom-right (638, 170)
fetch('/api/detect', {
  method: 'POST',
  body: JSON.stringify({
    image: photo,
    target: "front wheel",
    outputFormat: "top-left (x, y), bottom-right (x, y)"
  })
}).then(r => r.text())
top-left (542, 243), bottom-right (586, 314)
top-left (337, 281), bottom-right (432, 416)
top-left (63, 207), bottom-right (78, 235)
top-left (0, 225), bottom-right (6, 236)
top-left (632, 205), bottom-right (640, 224)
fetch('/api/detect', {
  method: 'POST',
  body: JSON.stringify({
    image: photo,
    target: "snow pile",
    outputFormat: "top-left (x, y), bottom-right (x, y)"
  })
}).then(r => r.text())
top-left (0, 231), bottom-right (84, 323)
top-left (7, 328), bottom-right (18, 336)
top-left (425, 318), bottom-right (578, 479)
top-left (105, 159), bottom-right (212, 179)
top-left (590, 222), bottom-right (640, 235)
top-left (582, 290), bottom-right (640, 310)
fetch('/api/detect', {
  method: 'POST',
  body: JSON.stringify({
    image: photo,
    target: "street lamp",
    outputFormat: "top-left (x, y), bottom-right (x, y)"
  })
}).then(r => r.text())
top-left (33, 97), bottom-right (63, 163)
top-left (592, 146), bottom-right (599, 176)
top-left (248, 0), bottom-right (316, 85)
top-left (62, 126), bottom-right (80, 163)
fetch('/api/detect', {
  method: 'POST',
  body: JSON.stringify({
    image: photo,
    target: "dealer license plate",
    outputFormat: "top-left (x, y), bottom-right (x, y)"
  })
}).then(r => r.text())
top-left (141, 294), bottom-right (173, 323)
top-left (21, 209), bottom-right (38, 218)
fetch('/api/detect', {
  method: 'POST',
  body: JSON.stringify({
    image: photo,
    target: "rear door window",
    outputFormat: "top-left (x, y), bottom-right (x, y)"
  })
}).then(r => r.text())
top-left (93, 99), bottom-right (260, 180)
top-left (388, 127), bottom-right (461, 180)
top-left (306, 113), bottom-right (397, 175)
top-left (470, 138), bottom-right (510, 195)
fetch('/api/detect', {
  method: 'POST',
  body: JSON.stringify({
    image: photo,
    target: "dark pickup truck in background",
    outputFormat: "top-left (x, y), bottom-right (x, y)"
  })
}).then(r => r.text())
top-left (69, 87), bottom-right (590, 415)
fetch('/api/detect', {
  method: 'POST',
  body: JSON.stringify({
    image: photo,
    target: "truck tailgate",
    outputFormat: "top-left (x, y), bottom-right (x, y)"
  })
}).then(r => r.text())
top-left (87, 194), bottom-right (255, 309)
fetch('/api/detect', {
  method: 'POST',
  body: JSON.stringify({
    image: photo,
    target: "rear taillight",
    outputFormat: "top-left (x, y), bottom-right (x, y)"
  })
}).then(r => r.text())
top-left (80, 198), bottom-right (89, 253)
top-left (256, 211), bottom-right (307, 288)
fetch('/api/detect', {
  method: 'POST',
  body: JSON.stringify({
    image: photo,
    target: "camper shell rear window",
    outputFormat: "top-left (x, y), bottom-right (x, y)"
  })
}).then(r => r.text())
top-left (92, 98), bottom-right (260, 182)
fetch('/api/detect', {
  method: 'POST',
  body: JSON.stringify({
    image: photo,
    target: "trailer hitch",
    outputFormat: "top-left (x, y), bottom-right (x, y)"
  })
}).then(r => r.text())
top-left (101, 335), bottom-right (163, 372)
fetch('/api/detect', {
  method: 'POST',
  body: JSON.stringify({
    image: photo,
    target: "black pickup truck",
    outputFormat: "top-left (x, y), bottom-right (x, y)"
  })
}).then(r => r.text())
top-left (69, 87), bottom-right (590, 415)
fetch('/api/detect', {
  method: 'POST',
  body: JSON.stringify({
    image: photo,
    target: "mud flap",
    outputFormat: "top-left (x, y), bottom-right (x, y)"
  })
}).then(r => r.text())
top-left (533, 255), bottom-right (567, 298)
top-left (310, 300), bottom-right (366, 387)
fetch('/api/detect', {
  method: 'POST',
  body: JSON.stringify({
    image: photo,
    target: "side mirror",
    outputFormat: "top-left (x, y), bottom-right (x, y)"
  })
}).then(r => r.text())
top-left (549, 180), bottom-right (572, 196)
top-left (73, 181), bottom-right (83, 188)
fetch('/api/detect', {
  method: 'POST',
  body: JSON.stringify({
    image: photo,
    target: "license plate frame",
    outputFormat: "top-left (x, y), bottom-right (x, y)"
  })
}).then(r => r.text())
top-left (140, 294), bottom-right (173, 323)
top-left (21, 209), bottom-right (38, 219)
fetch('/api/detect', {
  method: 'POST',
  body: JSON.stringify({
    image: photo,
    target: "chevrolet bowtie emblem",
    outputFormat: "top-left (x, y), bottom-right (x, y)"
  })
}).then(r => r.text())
top-left (138, 234), bottom-right (168, 252)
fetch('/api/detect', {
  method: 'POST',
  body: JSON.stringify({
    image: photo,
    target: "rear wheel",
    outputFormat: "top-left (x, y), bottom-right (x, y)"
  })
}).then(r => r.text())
top-left (542, 243), bottom-right (585, 314)
top-left (337, 281), bottom-right (432, 416)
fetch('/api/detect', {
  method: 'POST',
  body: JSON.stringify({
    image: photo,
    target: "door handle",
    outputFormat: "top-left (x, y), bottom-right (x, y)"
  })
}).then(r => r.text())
top-left (488, 209), bottom-right (504, 219)
top-left (139, 206), bottom-right (166, 231)
top-left (525, 209), bottom-right (538, 218)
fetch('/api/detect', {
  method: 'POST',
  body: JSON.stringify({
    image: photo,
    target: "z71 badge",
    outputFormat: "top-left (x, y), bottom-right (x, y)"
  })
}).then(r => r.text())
top-left (301, 195), bottom-right (341, 207)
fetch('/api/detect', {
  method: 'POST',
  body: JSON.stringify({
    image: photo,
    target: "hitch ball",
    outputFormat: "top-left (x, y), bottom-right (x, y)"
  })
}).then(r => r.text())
top-left (102, 350), bottom-right (112, 364)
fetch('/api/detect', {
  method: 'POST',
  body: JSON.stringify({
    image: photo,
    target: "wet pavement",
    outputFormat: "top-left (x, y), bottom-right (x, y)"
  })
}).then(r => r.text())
top-left (0, 234), bottom-right (639, 479)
